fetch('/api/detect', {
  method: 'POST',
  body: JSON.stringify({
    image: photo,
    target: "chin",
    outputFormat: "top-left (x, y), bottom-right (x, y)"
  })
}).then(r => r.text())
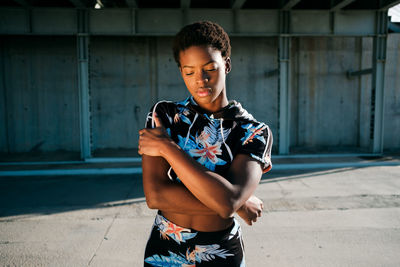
top-left (195, 96), bottom-right (214, 104)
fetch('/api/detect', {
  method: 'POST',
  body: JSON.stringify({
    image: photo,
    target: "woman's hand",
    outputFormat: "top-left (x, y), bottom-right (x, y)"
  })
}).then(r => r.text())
top-left (236, 195), bottom-right (264, 226)
top-left (138, 113), bottom-right (173, 157)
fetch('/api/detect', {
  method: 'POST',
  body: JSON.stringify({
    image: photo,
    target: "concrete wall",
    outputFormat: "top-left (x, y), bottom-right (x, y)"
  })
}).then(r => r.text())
top-left (88, 36), bottom-right (279, 153)
top-left (383, 34), bottom-right (400, 151)
top-left (155, 37), bottom-right (187, 102)
top-left (0, 34), bottom-right (399, 155)
top-left (290, 37), bottom-right (364, 152)
top-left (0, 39), bottom-right (7, 153)
top-left (228, 37), bottom-right (278, 153)
top-left (90, 37), bottom-right (154, 152)
top-left (359, 37), bottom-right (373, 150)
top-left (0, 36), bottom-right (80, 153)
top-left (89, 36), bottom-right (194, 153)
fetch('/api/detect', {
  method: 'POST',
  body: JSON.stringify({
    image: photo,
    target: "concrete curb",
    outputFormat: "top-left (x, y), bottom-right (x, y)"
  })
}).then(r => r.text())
top-left (1, 161), bottom-right (399, 177)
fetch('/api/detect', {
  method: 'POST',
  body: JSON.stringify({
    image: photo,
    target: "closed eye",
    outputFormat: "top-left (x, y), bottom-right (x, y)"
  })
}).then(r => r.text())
top-left (185, 68), bottom-right (215, 76)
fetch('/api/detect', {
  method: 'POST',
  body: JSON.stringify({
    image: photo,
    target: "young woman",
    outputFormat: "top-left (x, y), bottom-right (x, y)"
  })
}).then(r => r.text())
top-left (139, 21), bottom-right (273, 266)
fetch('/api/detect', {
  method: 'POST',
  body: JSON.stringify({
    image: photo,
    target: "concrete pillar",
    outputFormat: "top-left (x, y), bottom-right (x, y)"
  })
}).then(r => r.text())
top-left (77, 9), bottom-right (91, 159)
top-left (371, 11), bottom-right (388, 154)
top-left (278, 10), bottom-right (291, 155)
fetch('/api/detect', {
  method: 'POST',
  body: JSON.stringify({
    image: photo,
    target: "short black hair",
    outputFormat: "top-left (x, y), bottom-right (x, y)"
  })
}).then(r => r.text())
top-left (172, 21), bottom-right (231, 67)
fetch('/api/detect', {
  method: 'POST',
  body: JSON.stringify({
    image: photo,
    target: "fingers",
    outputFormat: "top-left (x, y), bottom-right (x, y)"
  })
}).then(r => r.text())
top-left (259, 201), bottom-right (264, 217)
top-left (137, 136), bottom-right (142, 155)
top-left (138, 129), bottom-right (145, 139)
top-left (138, 130), bottom-right (144, 155)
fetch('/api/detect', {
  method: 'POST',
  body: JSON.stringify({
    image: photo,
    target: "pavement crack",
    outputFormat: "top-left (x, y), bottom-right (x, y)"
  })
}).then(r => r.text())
top-left (87, 183), bottom-right (133, 266)
top-left (87, 211), bottom-right (119, 266)
top-left (299, 179), bottom-right (312, 188)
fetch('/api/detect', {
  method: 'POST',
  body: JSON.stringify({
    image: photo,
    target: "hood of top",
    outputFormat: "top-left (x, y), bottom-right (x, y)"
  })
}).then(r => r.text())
top-left (177, 96), bottom-right (257, 122)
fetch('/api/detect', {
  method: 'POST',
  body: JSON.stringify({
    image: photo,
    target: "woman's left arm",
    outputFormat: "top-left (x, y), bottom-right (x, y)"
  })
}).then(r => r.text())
top-left (138, 115), bottom-right (263, 219)
top-left (162, 143), bottom-right (262, 219)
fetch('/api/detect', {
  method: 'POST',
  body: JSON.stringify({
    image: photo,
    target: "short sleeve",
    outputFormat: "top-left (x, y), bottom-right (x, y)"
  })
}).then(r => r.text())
top-left (238, 122), bottom-right (273, 173)
top-left (144, 101), bottom-right (173, 133)
top-left (144, 101), bottom-right (178, 181)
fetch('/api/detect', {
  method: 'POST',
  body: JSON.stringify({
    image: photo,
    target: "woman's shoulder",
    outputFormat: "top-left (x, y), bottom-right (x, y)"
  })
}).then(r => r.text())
top-left (232, 117), bottom-right (273, 173)
top-left (150, 97), bottom-right (191, 111)
top-left (228, 100), bottom-right (270, 129)
top-left (145, 97), bottom-right (191, 128)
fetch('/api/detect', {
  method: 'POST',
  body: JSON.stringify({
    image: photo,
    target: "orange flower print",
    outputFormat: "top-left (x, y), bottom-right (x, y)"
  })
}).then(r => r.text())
top-left (163, 221), bottom-right (186, 242)
top-left (177, 120), bottom-right (229, 171)
top-left (174, 113), bottom-right (180, 124)
top-left (155, 214), bottom-right (197, 244)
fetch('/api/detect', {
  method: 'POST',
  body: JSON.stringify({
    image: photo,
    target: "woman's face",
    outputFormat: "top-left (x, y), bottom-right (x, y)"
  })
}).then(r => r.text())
top-left (179, 45), bottom-right (231, 112)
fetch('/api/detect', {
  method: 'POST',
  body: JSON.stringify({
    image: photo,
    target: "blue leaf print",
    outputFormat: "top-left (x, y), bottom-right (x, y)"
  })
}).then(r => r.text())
top-left (177, 134), bottom-right (194, 151)
top-left (249, 153), bottom-right (266, 164)
top-left (176, 97), bottom-right (190, 106)
top-left (144, 251), bottom-right (193, 266)
top-left (189, 95), bottom-right (198, 106)
top-left (181, 114), bottom-right (192, 125)
top-left (240, 123), bottom-right (267, 145)
top-left (165, 113), bottom-right (173, 125)
top-left (193, 244), bottom-right (234, 263)
top-left (201, 119), bottom-right (231, 145)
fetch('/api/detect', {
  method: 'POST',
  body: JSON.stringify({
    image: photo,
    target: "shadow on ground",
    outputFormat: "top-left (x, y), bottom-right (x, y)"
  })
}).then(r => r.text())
top-left (0, 166), bottom-right (367, 218)
top-left (0, 174), bottom-right (144, 218)
top-left (261, 167), bottom-right (359, 183)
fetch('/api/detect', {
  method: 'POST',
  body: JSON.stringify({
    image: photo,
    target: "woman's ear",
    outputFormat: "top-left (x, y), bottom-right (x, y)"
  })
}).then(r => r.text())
top-left (225, 57), bottom-right (231, 74)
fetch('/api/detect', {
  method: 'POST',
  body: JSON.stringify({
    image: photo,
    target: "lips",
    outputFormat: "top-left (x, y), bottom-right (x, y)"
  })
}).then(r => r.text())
top-left (197, 88), bottom-right (211, 97)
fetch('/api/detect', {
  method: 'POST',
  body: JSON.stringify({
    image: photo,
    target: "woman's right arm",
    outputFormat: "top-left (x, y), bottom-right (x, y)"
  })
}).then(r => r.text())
top-left (142, 154), bottom-right (263, 225)
top-left (142, 154), bottom-right (217, 215)
top-left (142, 104), bottom-right (214, 214)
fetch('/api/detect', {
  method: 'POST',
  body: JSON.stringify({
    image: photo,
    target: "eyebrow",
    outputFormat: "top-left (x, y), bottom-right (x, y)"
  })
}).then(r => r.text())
top-left (182, 60), bottom-right (216, 69)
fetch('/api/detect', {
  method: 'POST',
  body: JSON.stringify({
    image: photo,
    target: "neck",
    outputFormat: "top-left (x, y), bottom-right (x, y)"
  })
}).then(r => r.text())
top-left (199, 91), bottom-right (229, 113)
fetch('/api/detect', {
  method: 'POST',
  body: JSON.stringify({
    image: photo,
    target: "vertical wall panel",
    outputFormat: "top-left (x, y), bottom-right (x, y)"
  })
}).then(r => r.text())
top-left (227, 37), bottom-right (279, 152)
top-left (294, 37), bottom-right (362, 152)
top-left (359, 37), bottom-right (373, 150)
top-left (290, 37), bottom-right (299, 151)
top-left (0, 38), bottom-right (7, 153)
top-left (383, 34), bottom-right (400, 151)
top-left (3, 36), bottom-right (79, 153)
top-left (90, 36), bottom-right (152, 154)
top-left (156, 37), bottom-right (187, 102)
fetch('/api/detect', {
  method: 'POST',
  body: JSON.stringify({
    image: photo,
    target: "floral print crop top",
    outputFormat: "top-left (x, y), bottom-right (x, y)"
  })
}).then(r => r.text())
top-left (145, 96), bottom-right (273, 181)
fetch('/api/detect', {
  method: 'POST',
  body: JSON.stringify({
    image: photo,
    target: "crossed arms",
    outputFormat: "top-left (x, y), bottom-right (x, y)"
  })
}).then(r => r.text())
top-left (139, 115), bottom-right (264, 225)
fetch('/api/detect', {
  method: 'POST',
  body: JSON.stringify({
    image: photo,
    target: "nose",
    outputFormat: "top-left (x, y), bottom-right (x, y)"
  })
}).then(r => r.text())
top-left (196, 70), bottom-right (209, 85)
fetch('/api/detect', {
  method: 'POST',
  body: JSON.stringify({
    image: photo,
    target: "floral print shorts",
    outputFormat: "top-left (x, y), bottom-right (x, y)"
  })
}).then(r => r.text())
top-left (144, 211), bottom-right (245, 266)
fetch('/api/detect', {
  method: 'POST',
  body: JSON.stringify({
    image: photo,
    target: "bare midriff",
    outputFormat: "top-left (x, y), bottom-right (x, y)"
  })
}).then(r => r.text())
top-left (161, 211), bottom-right (234, 232)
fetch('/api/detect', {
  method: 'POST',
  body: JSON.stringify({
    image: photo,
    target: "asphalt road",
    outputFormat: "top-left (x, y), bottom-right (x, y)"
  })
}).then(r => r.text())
top-left (1, 165), bottom-right (400, 266)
